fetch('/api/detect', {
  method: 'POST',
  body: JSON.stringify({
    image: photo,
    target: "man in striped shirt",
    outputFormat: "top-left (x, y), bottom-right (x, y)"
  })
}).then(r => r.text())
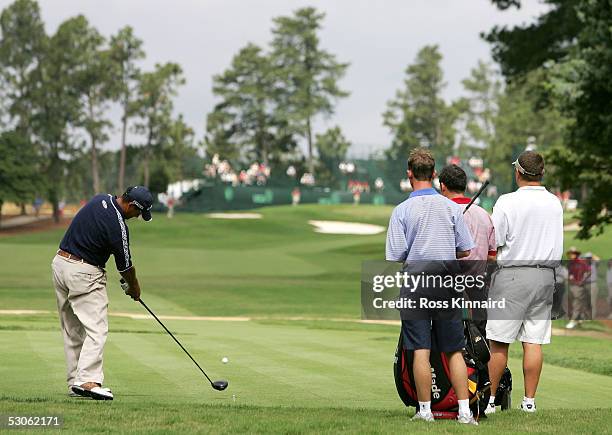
top-left (386, 149), bottom-right (476, 425)
top-left (52, 186), bottom-right (153, 401)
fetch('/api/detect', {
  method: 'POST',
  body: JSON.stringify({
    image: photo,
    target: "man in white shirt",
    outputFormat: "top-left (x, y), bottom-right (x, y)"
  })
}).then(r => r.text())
top-left (485, 151), bottom-right (563, 415)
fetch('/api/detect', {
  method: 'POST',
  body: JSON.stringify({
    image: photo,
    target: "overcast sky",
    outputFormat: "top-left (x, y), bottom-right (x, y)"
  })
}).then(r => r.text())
top-left (1, 0), bottom-right (549, 157)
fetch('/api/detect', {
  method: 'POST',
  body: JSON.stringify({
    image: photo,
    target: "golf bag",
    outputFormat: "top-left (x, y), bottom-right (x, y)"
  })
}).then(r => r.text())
top-left (393, 320), bottom-right (512, 419)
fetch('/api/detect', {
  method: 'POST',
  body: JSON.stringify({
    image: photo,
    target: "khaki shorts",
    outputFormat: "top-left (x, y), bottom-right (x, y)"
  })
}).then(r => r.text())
top-left (486, 267), bottom-right (554, 345)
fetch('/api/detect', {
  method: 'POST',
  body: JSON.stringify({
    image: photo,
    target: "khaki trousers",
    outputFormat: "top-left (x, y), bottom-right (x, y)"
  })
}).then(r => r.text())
top-left (590, 282), bottom-right (599, 319)
top-left (569, 284), bottom-right (591, 321)
top-left (51, 254), bottom-right (108, 387)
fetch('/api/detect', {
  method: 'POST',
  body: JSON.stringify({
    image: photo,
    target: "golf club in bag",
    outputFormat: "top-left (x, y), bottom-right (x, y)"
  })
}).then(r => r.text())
top-left (463, 180), bottom-right (489, 214)
top-left (120, 279), bottom-right (228, 391)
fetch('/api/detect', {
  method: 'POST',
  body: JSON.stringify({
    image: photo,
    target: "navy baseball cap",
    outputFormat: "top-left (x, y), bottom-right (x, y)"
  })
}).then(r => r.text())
top-left (125, 186), bottom-right (153, 221)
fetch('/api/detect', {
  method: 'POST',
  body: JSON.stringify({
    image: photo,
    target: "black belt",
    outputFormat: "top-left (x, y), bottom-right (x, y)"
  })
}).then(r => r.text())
top-left (496, 264), bottom-right (557, 283)
top-left (498, 264), bottom-right (556, 270)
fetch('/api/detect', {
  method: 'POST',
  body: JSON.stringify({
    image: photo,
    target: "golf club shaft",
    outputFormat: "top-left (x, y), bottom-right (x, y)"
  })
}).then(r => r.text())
top-left (138, 298), bottom-right (214, 385)
top-left (463, 180), bottom-right (489, 214)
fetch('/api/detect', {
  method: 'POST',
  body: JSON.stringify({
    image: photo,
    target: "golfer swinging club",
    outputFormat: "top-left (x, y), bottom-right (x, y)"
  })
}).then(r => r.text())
top-left (485, 151), bottom-right (563, 414)
top-left (51, 186), bottom-right (153, 400)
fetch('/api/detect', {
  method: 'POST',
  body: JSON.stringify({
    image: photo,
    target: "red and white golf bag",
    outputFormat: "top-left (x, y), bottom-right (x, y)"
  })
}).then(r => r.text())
top-left (393, 321), bottom-right (512, 420)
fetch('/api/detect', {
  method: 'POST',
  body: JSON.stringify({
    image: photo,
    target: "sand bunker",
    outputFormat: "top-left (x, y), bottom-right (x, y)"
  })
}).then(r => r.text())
top-left (111, 312), bottom-right (250, 322)
top-left (0, 309), bottom-right (51, 315)
top-left (206, 212), bottom-right (262, 219)
top-left (564, 222), bottom-right (580, 231)
top-left (308, 220), bottom-right (385, 235)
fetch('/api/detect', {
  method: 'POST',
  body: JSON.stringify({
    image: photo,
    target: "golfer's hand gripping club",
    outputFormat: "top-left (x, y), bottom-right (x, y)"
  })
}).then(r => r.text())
top-left (120, 278), bottom-right (131, 295)
top-left (120, 277), bottom-right (140, 301)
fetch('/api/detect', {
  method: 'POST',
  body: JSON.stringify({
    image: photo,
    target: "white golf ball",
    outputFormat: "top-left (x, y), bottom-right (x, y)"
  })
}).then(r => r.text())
top-left (221, 357), bottom-right (229, 364)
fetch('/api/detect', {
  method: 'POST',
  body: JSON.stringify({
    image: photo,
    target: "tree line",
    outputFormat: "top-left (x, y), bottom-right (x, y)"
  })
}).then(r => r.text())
top-left (204, 7), bottom-right (349, 179)
top-left (207, 1), bottom-right (610, 238)
top-left (199, 6), bottom-right (594, 203)
top-left (205, 7), bottom-right (564, 195)
top-left (1, 0), bottom-right (607, 237)
top-left (486, 0), bottom-right (611, 238)
top-left (0, 0), bottom-right (195, 221)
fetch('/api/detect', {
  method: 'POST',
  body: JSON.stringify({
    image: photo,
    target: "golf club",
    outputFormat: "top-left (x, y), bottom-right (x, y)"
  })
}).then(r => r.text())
top-left (463, 180), bottom-right (490, 214)
top-left (121, 280), bottom-right (228, 391)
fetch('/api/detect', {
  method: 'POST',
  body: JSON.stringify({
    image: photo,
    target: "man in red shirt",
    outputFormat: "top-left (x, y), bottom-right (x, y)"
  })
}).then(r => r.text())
top-left (439, 164), bottom-right (496, 327)
top-left (566, 247), bottom-right (591, 328)
top-left (439, 165), bottom-right (496, 263)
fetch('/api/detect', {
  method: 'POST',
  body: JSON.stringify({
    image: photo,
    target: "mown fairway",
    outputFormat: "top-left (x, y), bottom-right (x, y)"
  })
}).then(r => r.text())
top-left (1, 205), bottom-right (611, 433)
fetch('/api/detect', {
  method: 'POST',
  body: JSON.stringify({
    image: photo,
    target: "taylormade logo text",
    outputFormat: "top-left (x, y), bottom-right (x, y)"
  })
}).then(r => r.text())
top-left (431, 367), bottom-right (441, 399)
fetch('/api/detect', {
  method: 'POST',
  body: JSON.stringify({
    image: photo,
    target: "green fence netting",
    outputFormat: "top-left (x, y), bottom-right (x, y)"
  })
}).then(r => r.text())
top-left (176, 184), bottom-right (408, 212)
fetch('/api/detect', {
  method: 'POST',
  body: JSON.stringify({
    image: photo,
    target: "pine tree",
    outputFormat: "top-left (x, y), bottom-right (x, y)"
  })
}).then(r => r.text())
top-left (271, 7), bottom-right (349, 175)
top-left (383, 45), bottom-right (456, 166)
top-left (205, 43), bottom-right (293, 166)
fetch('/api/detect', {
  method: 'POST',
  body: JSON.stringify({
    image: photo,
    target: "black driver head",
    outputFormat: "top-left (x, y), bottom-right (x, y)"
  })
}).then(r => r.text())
top-left (212, 380), bottom-right (228, 391)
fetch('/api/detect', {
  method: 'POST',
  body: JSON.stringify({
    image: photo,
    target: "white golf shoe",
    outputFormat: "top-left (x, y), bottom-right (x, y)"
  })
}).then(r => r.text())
top-left (411, 412), bottom-right (434, 422)
top-left (457, 413), bottom-right (479, 425)
top-left (520, 402), bottom-right (536, 413)
top-left (72, 383), bottom-right (114, 401)
top-left (565, 320), bottom-right (578, 329)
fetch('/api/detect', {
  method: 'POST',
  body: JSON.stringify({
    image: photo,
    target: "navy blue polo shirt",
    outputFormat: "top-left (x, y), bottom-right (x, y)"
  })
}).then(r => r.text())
top-left (59, 194), bottom-right (133, 271)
